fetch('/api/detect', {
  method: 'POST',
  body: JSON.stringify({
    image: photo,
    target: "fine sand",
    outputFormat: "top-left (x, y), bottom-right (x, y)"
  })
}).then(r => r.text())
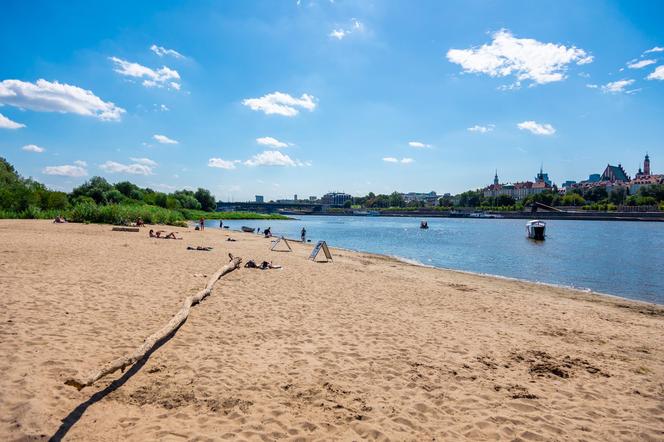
top-left (0, 219), bottom-right (663, 441)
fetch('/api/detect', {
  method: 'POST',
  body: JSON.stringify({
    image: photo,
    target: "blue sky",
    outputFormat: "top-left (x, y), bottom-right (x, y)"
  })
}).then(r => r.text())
top-left (1, 0), bottom-right (663, 200)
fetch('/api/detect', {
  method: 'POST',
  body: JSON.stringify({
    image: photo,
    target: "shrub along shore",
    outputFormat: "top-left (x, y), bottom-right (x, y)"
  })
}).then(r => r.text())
top-left (0, 157), bottom-right (288, 226)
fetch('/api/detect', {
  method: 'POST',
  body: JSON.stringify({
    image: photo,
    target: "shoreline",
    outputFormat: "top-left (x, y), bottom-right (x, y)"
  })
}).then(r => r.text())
top-left (228, 227), bottom-right (664, 308)
top-left (2, 220), bottom-right (663, 441)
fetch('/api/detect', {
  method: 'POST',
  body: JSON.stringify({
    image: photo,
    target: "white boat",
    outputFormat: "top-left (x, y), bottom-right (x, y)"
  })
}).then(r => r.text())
top-left (526, 220), bottom-right (546, 240)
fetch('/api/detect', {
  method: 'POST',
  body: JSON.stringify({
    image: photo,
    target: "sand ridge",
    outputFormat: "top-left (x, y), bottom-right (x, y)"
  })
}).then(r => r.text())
top-left (0, 220), bottom-right (663, 441)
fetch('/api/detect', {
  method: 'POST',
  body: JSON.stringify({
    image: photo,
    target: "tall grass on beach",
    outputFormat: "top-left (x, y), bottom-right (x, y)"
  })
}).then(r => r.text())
top-left (0, 203), bottom-right (290, 226)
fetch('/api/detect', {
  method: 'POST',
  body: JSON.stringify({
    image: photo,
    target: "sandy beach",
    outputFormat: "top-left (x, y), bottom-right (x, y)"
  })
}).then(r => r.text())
top-left (0, 219), bottom-right (662, 441)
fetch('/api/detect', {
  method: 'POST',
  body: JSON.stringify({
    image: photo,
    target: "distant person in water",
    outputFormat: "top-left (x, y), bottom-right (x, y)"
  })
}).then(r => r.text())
top-left (301, 227), bottom-right (306, 242)
top-left (264, 227), bottom-right (272, 238)
top-left (219, 220), bottom-right (223, 228)
top-left (199, 218), bottom-right (205, 231)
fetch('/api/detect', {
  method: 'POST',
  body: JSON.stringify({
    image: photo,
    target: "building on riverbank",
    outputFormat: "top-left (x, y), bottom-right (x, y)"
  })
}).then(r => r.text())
top-left (483, 168), bottom-right (553, 200)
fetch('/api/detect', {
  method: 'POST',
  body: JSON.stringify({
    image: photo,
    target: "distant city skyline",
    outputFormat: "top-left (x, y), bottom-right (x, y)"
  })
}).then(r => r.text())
top-left (1, 0), bottom-right (663, 200)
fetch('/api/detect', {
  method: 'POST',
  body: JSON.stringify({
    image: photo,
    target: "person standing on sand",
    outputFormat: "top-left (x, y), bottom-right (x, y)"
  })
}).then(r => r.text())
top-left (219, 220), bottom-right (223, 228)
top-left (199, 218), bottom-right (205, 231)
top-left (301, 227), bottom-right (306, 242)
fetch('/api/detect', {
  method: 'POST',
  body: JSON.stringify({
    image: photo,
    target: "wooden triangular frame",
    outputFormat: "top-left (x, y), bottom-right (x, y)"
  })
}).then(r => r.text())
top-left (270, 236), bottom-right (293, 252)
top-left (309, 240), bottom-right (333, 262)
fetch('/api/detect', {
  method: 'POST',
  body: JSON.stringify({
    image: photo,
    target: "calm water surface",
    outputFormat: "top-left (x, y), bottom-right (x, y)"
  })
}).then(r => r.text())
top-left (209, 216), bottom-right (663, 304)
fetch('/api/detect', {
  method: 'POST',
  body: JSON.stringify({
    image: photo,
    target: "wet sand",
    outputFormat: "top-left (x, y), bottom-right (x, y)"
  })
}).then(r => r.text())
top-left (0, 220), bottom-right (662, 441)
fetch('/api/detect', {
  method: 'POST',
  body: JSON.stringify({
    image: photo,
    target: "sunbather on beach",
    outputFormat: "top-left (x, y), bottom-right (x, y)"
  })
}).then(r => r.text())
top-left (244, 259), bottom-right (282, 270)
top-left (187, 246), bottom-right (212, 251)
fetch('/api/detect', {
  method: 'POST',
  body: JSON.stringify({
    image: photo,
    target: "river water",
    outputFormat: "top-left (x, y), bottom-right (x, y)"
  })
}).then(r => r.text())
top-left (209, 215), bottom-right (663, 304)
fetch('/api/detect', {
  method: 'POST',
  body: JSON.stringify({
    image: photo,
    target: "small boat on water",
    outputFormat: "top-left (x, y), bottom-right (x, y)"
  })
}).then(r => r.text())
top-left (526, 220), bottom-right (546, 240)
top-left (420, 220), bottom-right (429, 229)
top-left (241, 226), bottom-right (255, 233)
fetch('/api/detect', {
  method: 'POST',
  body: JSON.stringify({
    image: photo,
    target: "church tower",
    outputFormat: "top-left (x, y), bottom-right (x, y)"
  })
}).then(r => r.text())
top-left (644, 153), bottom-right (650, 175)
top-left (494, 170), bottom-right (499, 186)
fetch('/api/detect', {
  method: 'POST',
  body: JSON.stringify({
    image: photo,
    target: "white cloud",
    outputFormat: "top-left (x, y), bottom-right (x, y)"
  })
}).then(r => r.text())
top-left (0, 112), bottom-right (25, 129)
top-left (208, 158), bottom-right (237, 170)
top-left (627, 59), bottom-right (656, 69)
top-left (447, 29), bottom-right (592, 86)
top-left (329, 18), bottom-right (364, 40)
top-left (150, 44), bottom-right (184, 59)
top-left (256, 136), bottom-right (289, 148)
top-left (601, 79), bottom-right (635, 93)
top-left (153, 134), bottom-right (178, 144)
top-left (383, 157), bottom-right (414, 164)
top-left (517, 120), bottom-right (556, 136)
top-left (0, 79), bottom-right (125, 121)
top-left (647, 66), bottom-right (664, 81)
top-left (467, 124), bottom-right (495, 133)
top-left (22, 144), bottom-right (45, 153)
top-left (644, 46), bottom-right (664, 54)
top-left (155, 104), bottom-right (169, 112)
top-left (329, 29), bottom-right (347, 40)
top-left (586, 84), bottom-right (599, 89)
top-left (129, 157), bottom-right (158, 167)
top-left (43, 163), bottom-right (88, 177)
top-left (408, 141), bottom-right (431, 148)
top-left (99, 160), bottom-right (154, 175)
top-left (244, 150), bottom-right (307, 167)
top-left (242, 92), bottom-right (317, 116)
top-left (73, 160), bottom-right (87, 167)
top-left (110, 57), bottom-right (180, 90)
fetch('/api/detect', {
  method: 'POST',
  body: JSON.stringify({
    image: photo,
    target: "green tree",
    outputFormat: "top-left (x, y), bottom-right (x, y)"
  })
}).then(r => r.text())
top-left (194, 188), bottom-right (216, 211)
top-left (561, 193), bottom-right (585, 206)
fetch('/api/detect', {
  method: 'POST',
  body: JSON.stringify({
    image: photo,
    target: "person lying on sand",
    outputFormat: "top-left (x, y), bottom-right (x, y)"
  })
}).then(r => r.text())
top-left (227, 237), bottom-right (236, 242)
top-left (53, 215), bottom-right (67, 223)
top-left (187, 246), bottom-right (213, 251)
top-left (244, 259), bottom-right (282, 270)
top-left (149, 229), bottom-right (182, 239)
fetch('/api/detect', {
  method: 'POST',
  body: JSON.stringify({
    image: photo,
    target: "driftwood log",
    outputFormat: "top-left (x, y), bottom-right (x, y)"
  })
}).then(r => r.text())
top-left (64, 255), bottom-right (243, 390)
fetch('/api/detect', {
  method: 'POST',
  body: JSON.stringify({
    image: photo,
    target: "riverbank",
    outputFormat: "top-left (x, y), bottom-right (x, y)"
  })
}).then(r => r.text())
top-left (1, 220), bottom-right (662, 441)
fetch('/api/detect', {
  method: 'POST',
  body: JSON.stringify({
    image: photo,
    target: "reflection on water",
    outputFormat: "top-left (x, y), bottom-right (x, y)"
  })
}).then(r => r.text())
top-left (206, 216), bottom-right (663, 304)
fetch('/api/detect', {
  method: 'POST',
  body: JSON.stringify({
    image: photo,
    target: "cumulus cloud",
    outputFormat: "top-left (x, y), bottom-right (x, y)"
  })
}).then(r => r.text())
top-left (408, 141), bottom-right (431, 148)
top-left (647, 66), bottom-right (664, 81)
top-left (22, 144), bottom-right (45, 153)
top-left (256, 136), bottom-right (289, 148)
top-left (447, 29), bottom-right (592, 86)
top-left (43, 163), bottom-right (88, 177)
top-left (601, 79), bottom-right (635, 93)
top-left (627, 59), bottom-right (656, 69)
top-left (0, 79), bottom-right (125, 121)
top-left (644, 46), bottom-right (664, 54)
top-left (244, 150), bottom-right (308, 167)
top-left (242, 92), bottom-right (316, 116)
top-left (467, 124), bottom-right (495, 133)
top-left (383, 157), bottom-right (414, 164)
top-left (74, 160), bottom-right (87, 167)
top-left (99, 160), bottom-right (155, 175)
top-left (517, 120), bottom-right (556, 136)
top-left (150, 44), bottom-right (184, 59)
top-left (329, 18), bottom-right (364, 40)
top-left (110, 57), bottom-right (181, 90)
top-left (0, 112), bottom-right (25, 129)
top-left (153, 134), bottom-right (178, 144)
top-left (208, 158), bottom-right (237, 170)
top-left (129, 157), bottom-right (158, 167)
